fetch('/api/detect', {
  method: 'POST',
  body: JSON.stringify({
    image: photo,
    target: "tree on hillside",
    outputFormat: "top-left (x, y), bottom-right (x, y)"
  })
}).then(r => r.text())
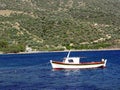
top-left (0, 40), bottom-right (8, 49)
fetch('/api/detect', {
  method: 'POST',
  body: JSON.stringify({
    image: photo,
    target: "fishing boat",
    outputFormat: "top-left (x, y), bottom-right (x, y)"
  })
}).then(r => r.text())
top-left (50, 51), bottom-right (107, 70)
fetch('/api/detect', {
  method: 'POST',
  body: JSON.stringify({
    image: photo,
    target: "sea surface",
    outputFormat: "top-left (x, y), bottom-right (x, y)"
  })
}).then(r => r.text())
top-left (0, 50), bottom-right (120, 90)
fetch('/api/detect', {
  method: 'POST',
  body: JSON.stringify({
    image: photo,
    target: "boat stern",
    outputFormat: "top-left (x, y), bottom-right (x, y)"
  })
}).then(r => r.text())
top-left (101, 59), bottom-right (107, 68)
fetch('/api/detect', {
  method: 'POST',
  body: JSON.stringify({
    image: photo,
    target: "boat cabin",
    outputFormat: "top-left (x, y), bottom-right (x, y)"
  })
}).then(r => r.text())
top-left (63, 57), bottom-right (80, 64)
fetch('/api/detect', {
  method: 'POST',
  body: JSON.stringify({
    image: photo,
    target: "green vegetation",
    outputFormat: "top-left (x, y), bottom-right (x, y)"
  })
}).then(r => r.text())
top-left (0, 0), bottom-right (120, 53)
top-left (0, 40), bottom-right (25, 53)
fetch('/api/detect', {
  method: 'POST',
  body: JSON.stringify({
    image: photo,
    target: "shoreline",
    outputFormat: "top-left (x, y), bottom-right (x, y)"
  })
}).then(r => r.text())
top-left (0, 48), bottom-right (120, 55)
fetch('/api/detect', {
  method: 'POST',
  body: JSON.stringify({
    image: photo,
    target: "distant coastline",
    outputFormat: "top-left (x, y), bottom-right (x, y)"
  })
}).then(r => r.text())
top-left (0, 48), bottom-right (120, 55)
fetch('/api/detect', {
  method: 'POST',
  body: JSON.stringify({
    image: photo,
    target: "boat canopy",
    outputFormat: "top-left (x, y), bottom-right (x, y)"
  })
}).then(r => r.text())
top-left (64, 57), bottom-right (80, 64)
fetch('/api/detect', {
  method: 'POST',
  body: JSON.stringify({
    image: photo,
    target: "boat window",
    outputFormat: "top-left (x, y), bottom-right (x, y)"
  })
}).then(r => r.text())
top-left (68, 59), bottom-right (74, 63)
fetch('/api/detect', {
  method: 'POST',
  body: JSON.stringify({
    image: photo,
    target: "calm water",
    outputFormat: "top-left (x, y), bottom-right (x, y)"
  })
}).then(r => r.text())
top-left (0, 50), bottom-right (120, 90)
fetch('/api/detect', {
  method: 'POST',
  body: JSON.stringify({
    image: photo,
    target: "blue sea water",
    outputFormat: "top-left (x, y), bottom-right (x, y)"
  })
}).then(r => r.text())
top-left (0, 50), bottom-right (120, 90)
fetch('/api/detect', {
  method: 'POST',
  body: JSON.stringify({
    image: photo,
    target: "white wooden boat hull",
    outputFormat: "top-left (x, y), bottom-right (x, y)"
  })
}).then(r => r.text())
top-left (50, 60), bottom-right (107, 70)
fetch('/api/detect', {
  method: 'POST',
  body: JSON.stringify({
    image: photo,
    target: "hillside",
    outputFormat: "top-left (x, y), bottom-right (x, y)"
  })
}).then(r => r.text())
top-left (0, 0), bottom-right (120, 53)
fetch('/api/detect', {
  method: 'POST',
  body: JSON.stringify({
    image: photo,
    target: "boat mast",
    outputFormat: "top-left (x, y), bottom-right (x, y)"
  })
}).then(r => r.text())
top-left (66, 50), bottom-right (71, 58)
